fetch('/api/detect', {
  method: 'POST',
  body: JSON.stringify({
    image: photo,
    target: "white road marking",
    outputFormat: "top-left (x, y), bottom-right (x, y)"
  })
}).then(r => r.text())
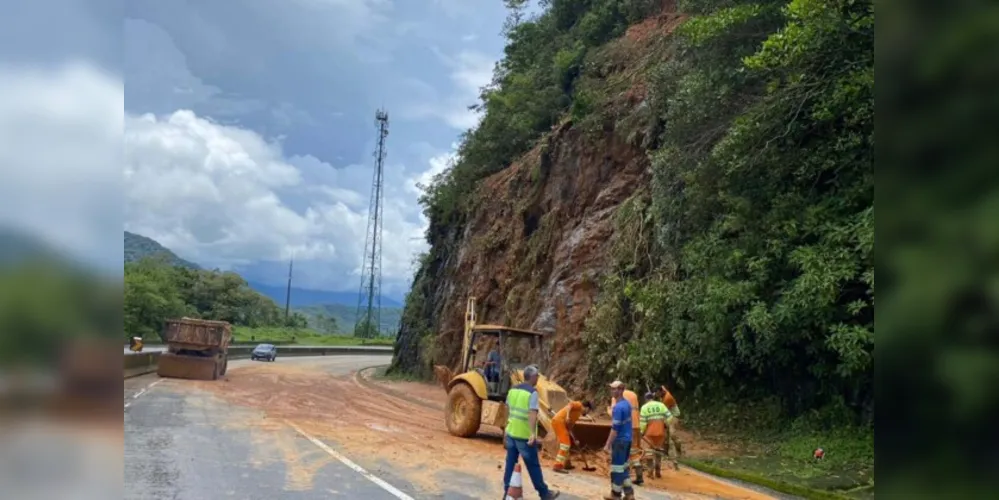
top-left (125, 379), bottom-right (164, 410)
top-left (285, 420), bottom-right (415, 500)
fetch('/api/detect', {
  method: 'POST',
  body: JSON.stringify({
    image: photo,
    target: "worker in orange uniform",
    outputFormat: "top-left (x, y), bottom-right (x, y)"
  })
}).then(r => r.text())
top-left (659, 385), bottom-right (683, 460)
top-left (552, 400), bottom-right (594, 473)
top-left (608, 387), bottom-right (644, 484)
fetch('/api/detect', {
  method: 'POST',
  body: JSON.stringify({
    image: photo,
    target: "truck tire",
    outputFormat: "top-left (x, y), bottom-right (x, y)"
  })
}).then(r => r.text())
top-left (445, 383), bottom-right (481, 438)
top-left (220, 357), bottom-right (228, 376)
top-left (211, 359), bottom-right (220, 380)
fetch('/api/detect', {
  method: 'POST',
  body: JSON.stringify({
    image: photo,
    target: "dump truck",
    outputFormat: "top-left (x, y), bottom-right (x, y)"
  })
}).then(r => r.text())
top-left (156, 317), bottom-right (232, 380)
top-left (434, 298), bottom-right (611, 455)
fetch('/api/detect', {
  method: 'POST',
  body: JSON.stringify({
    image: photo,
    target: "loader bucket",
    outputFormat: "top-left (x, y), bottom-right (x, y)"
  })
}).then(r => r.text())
top-left (157, 353), bottom-right (220, 380)
top-left (571, 421), bottom-right (613, 450)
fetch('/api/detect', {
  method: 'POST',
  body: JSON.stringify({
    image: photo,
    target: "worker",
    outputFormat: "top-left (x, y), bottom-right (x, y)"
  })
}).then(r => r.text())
top-left (551, 400), bottom-right (594, 473)
top-left (485, 346), bottom-right (501, 383)
top-left (603, 380), bottom-right (635, 500)
top-left (660, 385), bottom-right (683, 460)
top-left (503, 365), bottom-right (561, 500)
top-left (608, 386), bottom-right (644, 484)
top-left (639, 390), bottom-right (673, 478)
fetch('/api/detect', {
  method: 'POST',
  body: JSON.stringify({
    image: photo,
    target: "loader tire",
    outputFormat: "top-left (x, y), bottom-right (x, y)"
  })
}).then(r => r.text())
top-left (445, 383), bottom-right (481, 438)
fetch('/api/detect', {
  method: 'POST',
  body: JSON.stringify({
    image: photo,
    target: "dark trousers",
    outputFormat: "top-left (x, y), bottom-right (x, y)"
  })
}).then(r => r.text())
top-left (503, 435), bottom-right (551, 497)
top-left (610, 440), bottom-right (635, 496)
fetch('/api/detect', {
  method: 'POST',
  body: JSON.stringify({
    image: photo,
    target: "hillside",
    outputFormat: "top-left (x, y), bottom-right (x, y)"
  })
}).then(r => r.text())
top-left (295, 303), bottom-right (402, 336)
top-left (391, 0), bottom-right (872, 495)
top-left (247, 281), bottom-right (402, 309)
top-left (124, 231), bottom-right (199, 269)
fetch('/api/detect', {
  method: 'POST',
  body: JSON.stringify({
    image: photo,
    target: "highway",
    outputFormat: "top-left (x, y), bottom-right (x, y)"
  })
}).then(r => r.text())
top-left (124, 355), bottom-right (775, 499)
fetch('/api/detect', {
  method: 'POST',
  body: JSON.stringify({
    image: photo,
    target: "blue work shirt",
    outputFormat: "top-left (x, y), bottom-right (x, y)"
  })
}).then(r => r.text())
top-left (611, 398), bottom-right (633, 443)
top-left (487, 350), bottom-right (500, 366)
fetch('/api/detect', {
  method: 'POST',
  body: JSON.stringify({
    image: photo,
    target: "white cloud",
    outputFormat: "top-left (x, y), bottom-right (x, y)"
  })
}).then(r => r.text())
top-left (400, 49), bottom-right (496, 130)
top-left (0, 61), bottom-right (123, 272)
top-left (124, 107), bottom-right (433, 294)
top-left (405, 147), bottom-right (456, 197)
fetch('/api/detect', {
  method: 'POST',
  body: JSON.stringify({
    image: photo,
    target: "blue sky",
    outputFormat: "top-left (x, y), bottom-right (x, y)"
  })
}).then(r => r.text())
top-left (120, 0), bottom-right (512, 299)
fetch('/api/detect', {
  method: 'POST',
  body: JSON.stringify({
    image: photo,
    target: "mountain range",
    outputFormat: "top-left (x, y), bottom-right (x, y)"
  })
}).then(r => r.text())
top-left (123, 231), bottom-right (401, 308)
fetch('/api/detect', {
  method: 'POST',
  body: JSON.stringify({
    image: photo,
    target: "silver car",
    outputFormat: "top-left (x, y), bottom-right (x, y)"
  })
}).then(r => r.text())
top-left (250, 343), bottom-right (277, 362)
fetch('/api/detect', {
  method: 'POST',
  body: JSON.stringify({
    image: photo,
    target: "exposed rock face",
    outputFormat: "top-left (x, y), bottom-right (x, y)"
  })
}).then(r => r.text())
top-left (392, 12), bottom-right (683, 396)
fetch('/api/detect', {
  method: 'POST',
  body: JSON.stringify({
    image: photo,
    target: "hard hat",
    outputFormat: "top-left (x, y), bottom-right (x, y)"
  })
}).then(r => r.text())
top-left (608, 380), bottom-right (625, 389)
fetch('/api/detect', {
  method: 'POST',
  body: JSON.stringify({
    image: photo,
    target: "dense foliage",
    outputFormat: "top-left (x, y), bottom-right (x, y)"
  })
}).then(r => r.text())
top-left (124, 256), bottom-right (307, 340)
top-left (589, 0), bottom-right (873, 420)
top-left (411, 0), bottom-right (873, 422)
top-left (419, 0), bottom-right (663, 239)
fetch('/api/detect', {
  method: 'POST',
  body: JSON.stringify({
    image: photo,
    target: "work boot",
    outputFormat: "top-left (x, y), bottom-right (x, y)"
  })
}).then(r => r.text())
top-left (633, 469), bottom-right (644, 486)
top-left (654, 465), bottom-right (662, 478)
top-left (623, 492), bottom-right (636, 500)
top-left (603, 492), bottom-right (621, 500)
top-left (552, 467), bottom-right (568, 474)
top-left (541, 490), bottom-right (560, 500)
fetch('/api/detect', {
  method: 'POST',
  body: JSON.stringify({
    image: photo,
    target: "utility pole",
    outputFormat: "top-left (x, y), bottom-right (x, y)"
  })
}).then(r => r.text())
top-left (284, 257), bottom-right (293, 322)
top-left (355, 109), bottom-right (388, 339)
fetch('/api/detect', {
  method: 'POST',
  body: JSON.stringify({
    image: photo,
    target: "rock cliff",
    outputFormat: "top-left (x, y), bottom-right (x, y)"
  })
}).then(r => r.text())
top-left (392, 11), bottom-right (685, 396)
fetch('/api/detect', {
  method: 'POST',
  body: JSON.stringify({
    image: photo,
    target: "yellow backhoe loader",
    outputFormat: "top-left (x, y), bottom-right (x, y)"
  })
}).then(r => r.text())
top-left (434, 298), bottom-right (611, 455)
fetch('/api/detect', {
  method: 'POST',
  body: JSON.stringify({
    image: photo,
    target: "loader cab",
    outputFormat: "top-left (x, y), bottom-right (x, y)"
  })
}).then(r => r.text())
top-left (463, 325), bottom-right (546, 402)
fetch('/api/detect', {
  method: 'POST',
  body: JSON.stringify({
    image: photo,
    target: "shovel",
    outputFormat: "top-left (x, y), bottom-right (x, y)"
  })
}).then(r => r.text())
top-left (577, 450), bottom-right (597, 472)
top-left (570, 435), bottom-right (597, 472)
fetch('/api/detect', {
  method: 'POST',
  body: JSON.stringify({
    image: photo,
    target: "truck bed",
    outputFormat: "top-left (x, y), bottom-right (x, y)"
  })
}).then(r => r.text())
top-left (160, 318), bottom-right (232, 348)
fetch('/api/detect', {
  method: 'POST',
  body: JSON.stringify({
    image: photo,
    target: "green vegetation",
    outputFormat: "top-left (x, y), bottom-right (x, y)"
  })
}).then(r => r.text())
top-left (296, 303), bottom-right (402, 336)
top-left (230, 326), bottom-right (393, 346)
top-left (680, 399), bottom-right (874, 496)
top-left (124, 256), bottom-right (309, 341)
top-left (418, 0), bottom-right (663, 240)
top-left (125, 231), bottom-right (200, 269)
top-left (404, 0), bottom-right (873, 495)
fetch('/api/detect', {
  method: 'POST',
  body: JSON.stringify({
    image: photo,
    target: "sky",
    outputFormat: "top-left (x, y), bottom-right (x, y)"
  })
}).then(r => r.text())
top-left (2, 0), bottom-right (515, 300)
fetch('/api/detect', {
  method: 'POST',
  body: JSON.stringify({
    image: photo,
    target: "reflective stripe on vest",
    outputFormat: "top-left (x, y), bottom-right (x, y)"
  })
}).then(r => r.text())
top-left (505, 384), bottom-right (535, 439)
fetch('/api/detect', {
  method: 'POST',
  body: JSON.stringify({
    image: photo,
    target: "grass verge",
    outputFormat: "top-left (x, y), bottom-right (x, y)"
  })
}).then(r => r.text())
top-left (679, 400), bottom-right (874, 499)
top-left (371, 365), bottom-right (425, 382)
top-left (230, 326), bottom-right (395, 346)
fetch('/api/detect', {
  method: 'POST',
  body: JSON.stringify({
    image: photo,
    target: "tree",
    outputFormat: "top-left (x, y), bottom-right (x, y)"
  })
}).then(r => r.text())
top-left (315, 313), bottom-right (339, 334)
top-left (354, 317), bottom-right (379, 339)
top-left (123, 256), bottom-right (298, 340)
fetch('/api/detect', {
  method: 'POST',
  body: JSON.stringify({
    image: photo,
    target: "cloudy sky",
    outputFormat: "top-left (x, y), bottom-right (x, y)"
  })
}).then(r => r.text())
top-left (124, 0), bottom-right (516, 299)
top-left (1, 0), bottom-right (518, 299)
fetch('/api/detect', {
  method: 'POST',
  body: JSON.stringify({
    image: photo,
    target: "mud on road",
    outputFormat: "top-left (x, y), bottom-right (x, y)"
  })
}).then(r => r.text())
top-left (192, 360), bottom-right (775, 499)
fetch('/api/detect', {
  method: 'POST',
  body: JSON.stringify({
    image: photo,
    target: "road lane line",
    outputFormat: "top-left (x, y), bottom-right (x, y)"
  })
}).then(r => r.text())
top-left (285, 420), bottom-right (415, 500)
top-left (125, 379), bottom-right (164, 410)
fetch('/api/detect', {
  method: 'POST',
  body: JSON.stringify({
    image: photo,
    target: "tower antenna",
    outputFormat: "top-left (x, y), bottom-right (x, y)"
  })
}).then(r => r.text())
top-left (355, 109), bottom-right (388, 338)
top-left (284, 256), bottom-right (294, 322)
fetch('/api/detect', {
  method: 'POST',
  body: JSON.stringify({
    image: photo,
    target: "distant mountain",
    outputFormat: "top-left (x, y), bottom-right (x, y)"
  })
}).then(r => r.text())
top-left (247, 280), bottom-right (402, 308)
top-left (124, 231), bottom-right (200, 269)
top-left (296, 303), bottom-right (402, 336)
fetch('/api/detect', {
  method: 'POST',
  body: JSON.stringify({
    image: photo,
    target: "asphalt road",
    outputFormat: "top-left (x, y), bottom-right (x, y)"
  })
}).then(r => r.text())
top-left (124, 355), bottom-right (439, 500)
top-left (123, 356), bottom-right (769, 500)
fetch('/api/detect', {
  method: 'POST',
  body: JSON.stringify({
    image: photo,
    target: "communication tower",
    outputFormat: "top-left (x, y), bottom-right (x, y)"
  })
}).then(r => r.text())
top-left (355, 110), bottom-right (389, 338)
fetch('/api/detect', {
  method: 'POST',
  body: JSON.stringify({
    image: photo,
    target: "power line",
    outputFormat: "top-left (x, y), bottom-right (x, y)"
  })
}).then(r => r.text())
top-left (355, 109), bottom-right (389, 338)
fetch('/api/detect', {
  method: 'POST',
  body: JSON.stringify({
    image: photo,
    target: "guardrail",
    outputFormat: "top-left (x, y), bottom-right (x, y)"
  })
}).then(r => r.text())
top-left (124, 345), bottom-right (393, 378)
